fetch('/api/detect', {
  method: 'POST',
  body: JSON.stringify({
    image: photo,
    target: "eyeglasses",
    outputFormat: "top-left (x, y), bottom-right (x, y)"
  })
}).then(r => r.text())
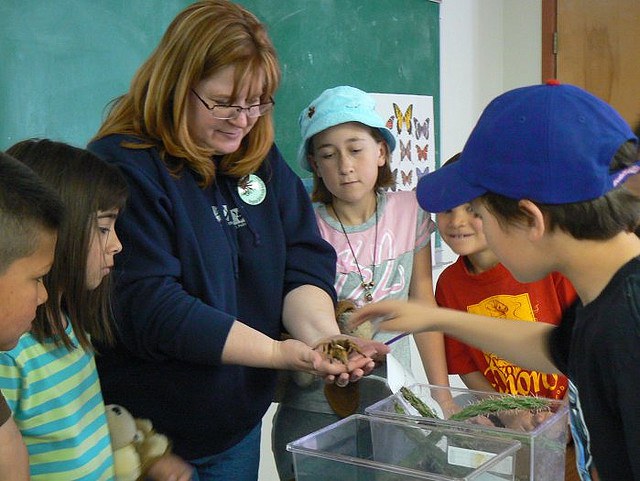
top-left (191, 89), bottom-right (274, 120)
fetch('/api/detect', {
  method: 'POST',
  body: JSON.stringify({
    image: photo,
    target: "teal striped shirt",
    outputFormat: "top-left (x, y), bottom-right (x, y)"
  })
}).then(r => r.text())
top-left (0, 323), bottom-right (114, 480)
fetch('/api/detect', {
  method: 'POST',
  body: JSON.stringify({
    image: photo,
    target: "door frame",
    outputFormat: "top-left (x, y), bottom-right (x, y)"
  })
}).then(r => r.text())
top-left (541, 0), bottom-right (557, 80)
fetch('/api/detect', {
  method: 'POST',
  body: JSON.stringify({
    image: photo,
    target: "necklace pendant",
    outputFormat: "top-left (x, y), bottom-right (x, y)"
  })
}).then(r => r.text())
top-left (333, 199), bottom-right (379, 305)
top-left (361, 281), bottom-right (374, 302)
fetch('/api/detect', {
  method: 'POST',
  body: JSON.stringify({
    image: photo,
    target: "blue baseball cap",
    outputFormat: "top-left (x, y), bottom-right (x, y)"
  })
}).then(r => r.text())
top-left (297, 85), bottom-right (396, 171)
top-left (417, 80), bottom-right (639, 213)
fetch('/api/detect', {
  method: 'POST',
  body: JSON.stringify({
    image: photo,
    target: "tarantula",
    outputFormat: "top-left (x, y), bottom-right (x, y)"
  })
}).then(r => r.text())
top-left (316, 338), bottom-right (364, 365)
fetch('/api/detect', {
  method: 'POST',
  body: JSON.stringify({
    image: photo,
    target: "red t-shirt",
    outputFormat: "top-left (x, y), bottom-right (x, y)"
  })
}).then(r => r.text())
top-left (436, 257), bottom-right (577, 399)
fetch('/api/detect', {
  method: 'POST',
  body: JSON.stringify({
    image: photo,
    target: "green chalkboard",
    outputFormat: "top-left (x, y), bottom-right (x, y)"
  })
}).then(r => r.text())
top-left (0, 0), bottom-right (188, 150)
top-left (242, 0), bottom-right (440, 176)
top-left (0, 0), bottom-right (439, 176)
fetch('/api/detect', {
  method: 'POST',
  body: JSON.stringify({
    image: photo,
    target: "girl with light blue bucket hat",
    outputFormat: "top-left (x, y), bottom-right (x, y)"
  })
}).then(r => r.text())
top-left (271, 85), bottom-right (453, 481)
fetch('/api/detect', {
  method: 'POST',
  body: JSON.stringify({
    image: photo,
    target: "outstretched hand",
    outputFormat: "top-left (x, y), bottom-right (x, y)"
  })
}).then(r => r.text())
top-left (349, 299), bottom-right (436, 335)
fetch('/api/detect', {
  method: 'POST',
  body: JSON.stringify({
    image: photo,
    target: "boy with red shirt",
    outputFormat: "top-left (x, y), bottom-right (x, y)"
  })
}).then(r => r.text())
top-left (436, 154), bottom-right (576, 400)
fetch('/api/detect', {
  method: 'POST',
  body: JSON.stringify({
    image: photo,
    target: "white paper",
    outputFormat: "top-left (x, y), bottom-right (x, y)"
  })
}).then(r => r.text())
top-left (386, 352), bottom-right (418, 394)
top-left (448, 446), bottom-right (514, 476)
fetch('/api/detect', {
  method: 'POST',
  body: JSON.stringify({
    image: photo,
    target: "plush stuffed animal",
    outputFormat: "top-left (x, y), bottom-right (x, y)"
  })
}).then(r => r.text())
top-left (105, 404), bottom-right (171, 481)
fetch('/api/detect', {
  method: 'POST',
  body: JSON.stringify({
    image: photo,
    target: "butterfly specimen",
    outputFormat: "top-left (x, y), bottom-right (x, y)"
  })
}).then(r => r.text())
top-left (389, 168), bottom-right (398, 192)
top-left (415, 165), bottom-right (429, 179)
top-left (386, 115), bottom-right (395, 130)
top-left (399, 139), bottom-right (412, 162)
top-left (413, 117), bottom-right (430, 140)
top-left (415, 143), bottom-right (428, 161)
top-left (401, 169), bottom-right (413, 186)
top-left (393, 103), bottom-right (413, 135)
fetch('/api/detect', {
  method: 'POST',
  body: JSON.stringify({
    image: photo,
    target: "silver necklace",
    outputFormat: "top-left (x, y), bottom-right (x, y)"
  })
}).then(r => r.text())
top-left (332, 198), bottom-right (378, 303)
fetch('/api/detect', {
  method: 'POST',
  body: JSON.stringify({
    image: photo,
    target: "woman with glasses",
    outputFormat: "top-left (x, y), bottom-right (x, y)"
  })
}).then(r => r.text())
top-left (88, 1), bottom-right (387, 480)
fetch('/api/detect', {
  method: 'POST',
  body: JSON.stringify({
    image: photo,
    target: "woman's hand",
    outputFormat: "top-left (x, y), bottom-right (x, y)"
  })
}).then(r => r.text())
top-left (271, 338), bottom-right (347, 376)
top-left (313, 335), bottom-right (390, 386)
top-left (271, 335), bottom-right (389, 387)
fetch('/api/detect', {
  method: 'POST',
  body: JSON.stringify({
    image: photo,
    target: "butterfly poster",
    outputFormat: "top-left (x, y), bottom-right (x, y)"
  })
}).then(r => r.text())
top-left (370, 93), bottom-right (435, 192)
top-left (371, 93), bottom-right (449, 268)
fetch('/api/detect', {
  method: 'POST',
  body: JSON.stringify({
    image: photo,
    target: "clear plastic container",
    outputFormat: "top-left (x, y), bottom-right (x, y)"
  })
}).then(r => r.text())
top-left (287, 413), bottom-right (521, 481)
top-left (365, 384), bottom-right (569, 481)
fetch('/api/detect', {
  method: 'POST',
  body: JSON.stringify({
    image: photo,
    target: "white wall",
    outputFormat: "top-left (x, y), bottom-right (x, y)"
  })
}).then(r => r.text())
top-left (439, 0), bottom-right (541, 166)
top-left (437, 0), bottom-right (541, 269)
top-left (259, 1), bottom-right (542, 479)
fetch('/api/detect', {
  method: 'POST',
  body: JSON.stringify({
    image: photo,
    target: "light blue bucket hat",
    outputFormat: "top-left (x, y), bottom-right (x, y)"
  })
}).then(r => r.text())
top-left (297, 86), bottom-right (397, 172)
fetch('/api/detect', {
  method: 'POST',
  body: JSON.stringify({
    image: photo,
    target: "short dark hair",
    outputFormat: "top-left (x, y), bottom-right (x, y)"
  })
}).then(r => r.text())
top-left (0, 151), bottom-right (64, 274)
top-left (480, 140), bottom-right (640, 240)
top-left (7, 139), bottom-right (128, 351)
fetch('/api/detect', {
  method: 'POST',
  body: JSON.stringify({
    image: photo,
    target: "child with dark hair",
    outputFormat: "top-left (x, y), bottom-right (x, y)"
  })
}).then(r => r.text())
top-left (0, 150), bottom-right (64, 481)
top-left (1, 140), bottom-right (192, 480)
top-left (351, 81), bottom-right (640, 480)
top-left (435, 153), bottom-right (577, 405)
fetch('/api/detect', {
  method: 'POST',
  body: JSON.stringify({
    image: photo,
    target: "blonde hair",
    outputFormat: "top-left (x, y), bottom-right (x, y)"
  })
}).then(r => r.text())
top-left (93, 0), bottom-right (281, 186)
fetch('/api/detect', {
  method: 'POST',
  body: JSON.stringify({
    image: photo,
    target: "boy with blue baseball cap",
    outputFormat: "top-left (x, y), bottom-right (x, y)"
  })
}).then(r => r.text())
top-left (350, 80), bottom-right (640, 480)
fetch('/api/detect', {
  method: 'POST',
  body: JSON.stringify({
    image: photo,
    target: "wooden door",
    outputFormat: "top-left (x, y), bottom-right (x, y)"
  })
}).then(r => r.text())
top-left (542, 0), bottom-right (640, 129)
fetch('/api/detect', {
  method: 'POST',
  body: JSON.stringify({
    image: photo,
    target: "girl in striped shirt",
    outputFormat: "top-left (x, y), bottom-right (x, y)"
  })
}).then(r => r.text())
top-left (0, 140), bottom-right (191, 481)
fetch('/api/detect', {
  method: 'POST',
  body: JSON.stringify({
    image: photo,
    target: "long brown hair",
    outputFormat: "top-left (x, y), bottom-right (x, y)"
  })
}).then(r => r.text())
top-left (92, 0), bottom-right (281, 186)
top-left (7, 139), bottom-right (128, 351)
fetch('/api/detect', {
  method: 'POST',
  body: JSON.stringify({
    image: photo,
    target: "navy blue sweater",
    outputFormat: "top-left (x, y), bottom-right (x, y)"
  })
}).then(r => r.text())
top-left (88, 135), bottom-right (336, 458)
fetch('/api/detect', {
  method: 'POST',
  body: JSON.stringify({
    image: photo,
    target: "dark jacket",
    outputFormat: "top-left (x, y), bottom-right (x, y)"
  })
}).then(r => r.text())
top-left (89, 135), bottom-right (336, 458)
